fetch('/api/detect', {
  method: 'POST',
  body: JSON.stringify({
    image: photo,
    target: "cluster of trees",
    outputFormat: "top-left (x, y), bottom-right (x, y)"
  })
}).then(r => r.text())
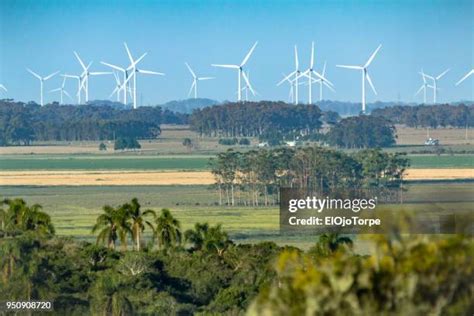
top-left (218, 137), bottom-right (251, 146)
top-left (209, 147), bottom-right (408, 206)
top-left (2, 198), bottom-right (473, 314)
top-left (371, 104), bottom-right (473, 128)
top-left (114, 137), bottom-right (141, 150)
top-left (190, 101), bottom-right (325, 138)
top-left (326, 115), bottom-right (397, 148)
top-left (0, 100), bottom-right (187, 145)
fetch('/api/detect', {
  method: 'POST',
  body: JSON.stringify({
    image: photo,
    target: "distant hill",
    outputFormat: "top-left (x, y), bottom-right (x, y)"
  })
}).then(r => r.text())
top-left (160, 98), bottom-right (219, 114)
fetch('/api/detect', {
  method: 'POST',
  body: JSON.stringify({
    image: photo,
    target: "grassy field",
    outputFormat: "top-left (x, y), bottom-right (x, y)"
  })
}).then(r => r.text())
top-left (0, 153), bottom-right (472, 171)
top-left (2, 182), bottom-right (472, 248)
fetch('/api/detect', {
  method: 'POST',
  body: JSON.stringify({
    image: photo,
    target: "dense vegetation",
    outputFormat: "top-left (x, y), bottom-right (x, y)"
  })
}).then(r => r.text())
top-left (0, 100), bottom-right (187, 145)
top-left (1, 198), bottom-right (473, 315)
top-left (327, 115), bottom-right (396, 148)
top-left (371, 104), bottom-right (473, 128)
top-left (209, 147), bottom-right (408, 206)
top-left (190, 101), bottom-right (325, 138)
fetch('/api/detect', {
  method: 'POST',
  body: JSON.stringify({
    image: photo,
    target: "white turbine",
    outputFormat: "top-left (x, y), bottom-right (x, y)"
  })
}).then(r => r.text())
top-left (415, 69), bottom-right (429, 104)
top-left (49, 76), bottom-right (73, 104)
top-left (123, 42), bottom-right (165, 109)
top-left (26, 68), bottom-right (59, 106)
top-left (61, 74), bottom-right (84, 104)
top-left (101, 61), bottom-right (131, 104)
top-left (423, 69), bottom-right (450, 103)
top-left (74, 51), bottom-right (112, 103)
top-left (456, 69), bottom-right (474, 86)
top-left (277, 45), bottom-right (302, 104)
top-left (313, 61), bottom-right (335, 101)
top-left (212, 41), bottom-right (258, 102)
top-left (337, 44), bottom-right (382, 113)
top-left (240, 71), bottom-right (257, 102)
top-left (299, 42), bottom-right (334, 104)
top-left (185, 62), bottom-right (214, 99)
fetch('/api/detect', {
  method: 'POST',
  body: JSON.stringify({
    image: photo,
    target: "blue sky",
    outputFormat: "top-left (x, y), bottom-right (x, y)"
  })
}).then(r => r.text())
top-left (0, 0), bottom-right (472, 105)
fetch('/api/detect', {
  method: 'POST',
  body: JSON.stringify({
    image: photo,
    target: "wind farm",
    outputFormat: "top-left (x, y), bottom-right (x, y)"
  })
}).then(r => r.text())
top-left (0, 1), bottom-right (473, 314)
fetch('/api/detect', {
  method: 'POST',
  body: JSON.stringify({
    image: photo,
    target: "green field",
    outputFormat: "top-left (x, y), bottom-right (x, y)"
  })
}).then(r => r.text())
top-left (0, 153), bottom-right (473, 170)
top-left (0, 155), bottom-right (211, 170)
top-left (2, 183), bottom-right (472, 248)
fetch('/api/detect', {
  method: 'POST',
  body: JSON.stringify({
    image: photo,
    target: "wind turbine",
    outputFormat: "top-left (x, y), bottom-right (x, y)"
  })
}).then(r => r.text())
top-left (49, 76), bottom-right (73, 104)
top-left (101, 61), bottom-right (130, 104)
top-left (124, 42), bottom-right (165, 109)
top-left (185, 62), bottom-right (214, 99)
top-left (74, 51), bottom-right (112, 103)
top-left (277, 45), bottom-right (302, 104)
top-left (313, 61), bottom-right (335, 101)
top-left (61, 74), bottom-right (83, 104)
top-left (299, 42), bottom-right (334, 104)
top-left (212, 41), bottom-right (258, 102)
top-left (423, 69), bottom-right (450, 103)
top-left (240, 71), bottom-right (257, 102)
top-left (109, 72), bottom-right (123, 102)
top-left (336, 44), bottom-right (382, 113)
top-left (456, 69), bottom-right (474, 86)
top-left (415, 69), bottom-right (429, 104)
top-left (27, 68), bottom-right (59, 106)
top-left (0, 84), bottom-right (7, 93)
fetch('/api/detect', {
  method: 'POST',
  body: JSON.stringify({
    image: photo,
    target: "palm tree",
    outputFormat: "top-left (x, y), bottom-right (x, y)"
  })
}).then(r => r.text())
top-left (154, 208), bottom-right (182, 250)
top-left (122, 198), bottom-right (155, 251)
top-left (310, 233), bottom-right (353, 257)
top-left (185, 222), bottom-right (231, 256)
top-left (92, 205), bottom-right (121, 250)
top-left (1, 198), bottom-right (54, 236)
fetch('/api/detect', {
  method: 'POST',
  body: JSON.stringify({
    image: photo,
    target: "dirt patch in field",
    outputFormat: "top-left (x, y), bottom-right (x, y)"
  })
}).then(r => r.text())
top-left (404, 169), bottom-right (474, 180)
top-left (1, 169), bottom-right (473, 186)
top-left (0, 170), bottom-right (215, 186)
top-left (396, 125), bottom-right (472, 145)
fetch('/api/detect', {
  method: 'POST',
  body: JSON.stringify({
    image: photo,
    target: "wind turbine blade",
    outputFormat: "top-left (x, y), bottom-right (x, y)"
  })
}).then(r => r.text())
top-left (74, 51), bottom-right (87, 70)
top-left (197, 77), bottom-right (214, 80)
top-left (109, 87), bottom-right (119, 99)
top-left (185, 62), bottom-right (196, 78)
top-left (63, 90), bottom-right (73, 100)
top-left (90, 71), bottom-right (112, 76)
top-left (323, 81), bottom-right (335, 92)
top-left (322, 61), bottom-right (327, 76)
top-left (294, 45), bottom-right (299, 69)
top-left (101, 61), bottom-right (125, 72)
top-left (137, 69), bottom-right (165, 75)
top-left (134, 53), bottom-right (148, 66)
top-left (277, 71), bottom-right (296, 86)
top-left (366, 73), bottom-right (377, 95)
top-left (49, 88), bottom-right (61, 93)
top-left (414, 85), bottom-right (424, 96)
top-left (310, 41), bottom-right (314, 68)
top-left (436, 68), bottom-right (450, 80)
top-left (242, 71), bottom-right (255, 95)
top-left (456, 69), bottom-right (474, 86)
top-left (336, 65), bottom-right (363, 70)
top-left (188, 81), bottom-right (196, 97)
top-left (0, 84), bottom-right (7, 92)
top-left (113, 71), bottom-right (120, 84)
top-left (124, 42), bottom-right (134, 63)
top-left (240, 41), bottom-right (258, 67)
top-left (312, 70), bottom-right (333, 87)
top-left (27, 68), bottom-right (42, 80)
top-left (364, 44), bottom-right (382, 68)
top-left (211, 64), bottom-right (239, 69)
top-left (44, 71), bottom-right (60, 81)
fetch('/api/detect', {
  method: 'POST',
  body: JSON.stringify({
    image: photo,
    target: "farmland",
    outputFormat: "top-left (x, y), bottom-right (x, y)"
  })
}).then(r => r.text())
top-left (1, 182), bottom-right (472, 248)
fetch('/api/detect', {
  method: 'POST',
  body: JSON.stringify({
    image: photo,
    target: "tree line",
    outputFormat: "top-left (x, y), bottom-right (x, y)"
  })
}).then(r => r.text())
top-left (371, 103), bottom-right (473, 128)
top-left (190, 101), bottom-right (328, 138)
top-left (1, 198), bottom-right (472, 315)
top-left (0, 100), bottom-right (187, 145)
top-left (209, 147), bottom-right (408, 206)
